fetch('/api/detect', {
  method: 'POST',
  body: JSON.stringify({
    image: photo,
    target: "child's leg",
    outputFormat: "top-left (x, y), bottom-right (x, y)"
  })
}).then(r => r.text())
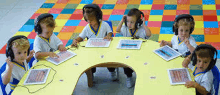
top-left (124, 68), bottom-right (134, 88)
top-left (107, 68), bottom-right (117, 81)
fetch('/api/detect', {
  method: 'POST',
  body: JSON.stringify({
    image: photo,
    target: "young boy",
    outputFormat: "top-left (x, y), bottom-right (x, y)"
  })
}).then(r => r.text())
top-left (116, 8), bottom-right (151, 88)
top-left (71, 4), bottom-right (115, 81)
top-left (182, 44), bottom-right (217, 95)
top-left (1, 35), bottom-right (33, 93)
top-left (160, 14), bottom-right (197, 57)
top-left (33, 13), bottom-right (66, 63)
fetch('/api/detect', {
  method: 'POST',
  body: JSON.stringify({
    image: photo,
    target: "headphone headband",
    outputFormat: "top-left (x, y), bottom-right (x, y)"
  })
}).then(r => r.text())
top-left (82, 4), bottom-right (102, 24)
top-left (34, 13), bottom-right (53, 34)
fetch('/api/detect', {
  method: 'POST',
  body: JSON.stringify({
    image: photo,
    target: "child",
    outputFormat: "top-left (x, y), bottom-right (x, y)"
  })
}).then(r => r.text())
top-left (33, 13), bottom-right (66, 63)
top-left (160, 14), bottom-right (197, 57)
top-left (1, 35), bottom-right (34, 93)
top-left (71, 4), bottom-right (115, 81)
top-left (116, 8), bottom-right (151, 88)
top-left (182, 44), bottom-right (217, 95)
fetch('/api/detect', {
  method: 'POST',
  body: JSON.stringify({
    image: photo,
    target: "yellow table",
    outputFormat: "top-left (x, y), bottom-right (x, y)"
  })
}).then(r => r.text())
top-left (12, 37), bottom-right (195, 95)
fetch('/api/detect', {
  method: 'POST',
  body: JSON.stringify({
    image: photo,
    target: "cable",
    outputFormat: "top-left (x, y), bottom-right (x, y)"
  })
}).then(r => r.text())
top-left (16, 64), bottom-right (56, 94)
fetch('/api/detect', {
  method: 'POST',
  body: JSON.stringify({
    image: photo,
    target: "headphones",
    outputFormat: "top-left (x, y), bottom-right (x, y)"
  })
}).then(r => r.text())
top-left (34, 13), bottom-right (53, 34)
top-left (191, 44), bottom-right (218, 71)
top-left (173, 14), bottom-right (195, 35)
top-left (6, 35), bottom-right (30, 60)
top-left (82, 4), bottom-right (102, 25)
top-left (124, 8), bottom-right (145, 29)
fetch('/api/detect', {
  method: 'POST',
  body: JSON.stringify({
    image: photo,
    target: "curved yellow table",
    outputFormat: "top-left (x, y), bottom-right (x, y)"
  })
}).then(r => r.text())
top-left (12, 37), bottom-right (195, 95)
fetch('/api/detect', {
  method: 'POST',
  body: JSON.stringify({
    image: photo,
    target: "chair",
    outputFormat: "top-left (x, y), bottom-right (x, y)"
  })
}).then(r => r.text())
top-left (211, 65), bottom-right (220, 95)
top-left (28, 43), bottom-right (35, 68)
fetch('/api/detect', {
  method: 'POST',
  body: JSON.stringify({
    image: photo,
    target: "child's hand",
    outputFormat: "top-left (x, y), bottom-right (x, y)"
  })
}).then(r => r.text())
top-left (184, 37), bottom-right (190, 46)
top-left (104, 36), bottom-right (113, 41)
top-left (29, 50), bottom-right (35, 57)
top-left (185, 81), bottom-right (197, 88)
top-left (49, 52), bottom-right (59, 58)
top-left (6, 57), bottom-right (13, 69)
top-left (182, 63), bottom-right (188, 68)
top-left (71, 39), bottom-right (79, 47)
top-left (59, 45), bottom-right (67, 51)
top-left (160, 40), bottom-right (168, 47)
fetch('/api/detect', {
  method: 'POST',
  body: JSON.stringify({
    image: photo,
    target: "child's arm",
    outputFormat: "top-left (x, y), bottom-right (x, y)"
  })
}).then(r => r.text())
top-left (104, 32), bottom-right (113, 40)
top-left (71, 37), bottom-right (83, 47)
top-left (2, 58), bottom-right (13, 85)
top-left (182, 54), bottom-right (192, 68)
top-left (160, 40), bottom-right (172, 47)
top-left (142, 17), bottom-right (151, 37)
top-left (185, 81), bottom-right (209, 95)
top-left (58, 44), bottom-right (67, 51)
top-left (184, 37), bottom-right (195, 53)
top-left (35, 52), bottom-right (59, 59)
top-left (116, 15), bottom-right (126, 33)
top-left (26, 50), bottom-right (35, 63)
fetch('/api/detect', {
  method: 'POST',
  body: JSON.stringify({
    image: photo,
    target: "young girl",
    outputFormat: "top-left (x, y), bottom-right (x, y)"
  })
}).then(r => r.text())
top-left (160, 14), bottom-right (197, 57)
top-left (116, 8), bottom-right (151, 88)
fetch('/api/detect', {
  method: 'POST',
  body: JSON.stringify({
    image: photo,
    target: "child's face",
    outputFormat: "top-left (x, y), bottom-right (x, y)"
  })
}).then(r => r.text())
top-left (178, 25), bottom-right (190, 40)
top-left (39, 23), bottom-right (54, 39)
top-left (12, 47), bottom-right (28, 63)
top-left (196, 56), bottom-right (212, 72)
top-left (85, 15), bottom-right (98, 27)
top-left (126, 15), bottom-right (137, 29)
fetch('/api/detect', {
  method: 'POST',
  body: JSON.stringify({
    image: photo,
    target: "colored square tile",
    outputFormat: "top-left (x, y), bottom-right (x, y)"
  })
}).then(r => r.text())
top-left (67, 0), bottom-right (81, 4)
top-left (64, 4), bottom-right (78, 9)
top-left (205, 35), bottom-right (220, 42)
top-left (150, 10), bottom-right (163, 15)
top-left (190, 5), bottom-right (203, 10)
top-left (139, 5), bottom-right (152, 10)
top-left (190, 0), bottom-right (202, 5)
top-left (191, 35), bottom-right (204, 42)
top-left (147, 21), bottom-right (162, 27)
top-left (153, 0), bottom-right (165, 4)
top-left (144, 15), bottom-right (149, 21)
top-left (127, 4), bottom-right (140, 9)
top-left (54, 32), bottom-right (59, 36)
top-left (160, 27), bottom-right (173, 34)
top-left (51, 14), bottom-right (59, 19)
top-left (53, 26), bottom-right (63, 32)
top-left (151, 4), bottom-right (164, 10)
top-left (72, 9), bottom-right (83, 14)
top-left (102, 9), bottom-right (113, 15)
top-left (177, 5), bottom-right (190, 10)
top-left (109, 15), bottom-right (123, 21)
top-left (48, 8), bottom-right (63, 14)
top-left (202, 0), bottom-right (215, 4)
top-left (165, 0), bottom-right (177, 4)
top-left (164, 5), bottom-right (177, 10)
top-left (203, 10), bottom-right (217, 15)
top-left (65, 20), bottom-right (81, 26)
top-left (113, 26), bottom-right (117, 33)
top-left (205, 42), bottom-right (220, 50)
top-left (78, 20), bottom-right (88, 26)
top-left (35, 8), bottom-right (51, 13)
top-left (27, 32), bottom-right (37, 39)
top-left (0, 45), bottom-right (6, 54)
top-left (57, 32), bottom-right (73, 40)
top-left (140, 0), bottom-right (153, 4)
top-left (40, 3), bottom-right (55, 8)
top-left (76, 4), bottom-right (86, 9)
top-left (74, 26), bottom-right (85, 33)
top-left (104, 0), bottom-right (118, 4)
top-left (216, 5), bottom-right (220, 9)
top-left (55, 19), bottom-right (68, 26)
top-left (69, 14), bottom-right (83, 20)
top-left (217, 0), bottom-right (220, 4)
top-left (149, 34), bottom-right (159, 41)
top-left (144, 21), bottom-right (148, 26)
top-left (204, 28), bottom-right (219, 35)
top-left (161, 21), bottom-right (174, 27)
top-left (103, 15), bottom-right (110, 20)
top-left (92, 0), bottom-right (106, 4)
top-left (195, 21), bottom-right (204, 28)
top-left (114, 4), bottom-right (128, 9)
top-left (140, 10), bottom-right (151, 15)
top-left (19, 25), bottom-right (34, 32)
top-left (24, 19), bottom-right (34, 25)
top-left (218, 16), bottom-right (220, 21)
top-left (163, 10), bottom-right (176, 15)
top-left (61, 9), bottom-right (75, 14)
top-left (65, 40), bottom-right (73, 47)
top-left (177, 0), bottom-right (190, 4)
top-left (61, 40), bottom-right (69, 46)
top-left (128, 0), bottom-right (141, 4)
top-left (111, 21), bottom-right (120, 26)
top-left (124, 9), bottom-right (129, 15)
top-left (80, 0), bottom-right (94, 4)
top-left (56, 0), bottom-right (69, 3)
top-left (158, 34), bottom-right (173, 41)
top-left (203, 5), bottom-right (216, 10)
top-left (204, 21), bottom-right (219, 28)
top-left (148, 27), bottom-right (161, 34)
top-left (203, 16), bottom-right (218, 21)
top-left (101, 4), bottom-right (115, 9)
top-left (176, 10), bottom-right (189, 15)
top-left (193, 16), bottom-right (203, 21)
top-left (218, 22), bottom-right (220, 27)
top-left (13, 32), bottom-right (31, 37)
top-left (192, 28), bottom-right (204, 34)
top-left (217, 10), bottom-right (220, 15)
top-left (116, 0), bottom-right (129, 4)
top-left (56, 14), bottom-right (72, 19)
top-left (30, 13), bottom-right (41, 19)
top-left (52, 3), bottom-right (67, 8)
top-left (60, 26), bottom-right (76, 32)
top-left (148, 15), bottom-right (163, 21)
top-left (70, 33), bottom-right (80, 40)
top-left (162, 15), bottom-right (176, 21)
top-left (111, 9), bottom-right (125, 15)
top-left (190, 10), bottom-right (203, 15)
top-left (45, 0), bottom-right (58, 3)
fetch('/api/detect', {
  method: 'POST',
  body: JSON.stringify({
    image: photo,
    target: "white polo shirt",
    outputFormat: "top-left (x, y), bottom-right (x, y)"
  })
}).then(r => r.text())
top-left (119, 24), bottom-right (150, 39)
top-left (79, 21), bottom-right (112, 39)
top-left (171, 35), bottom-right (197, 55)
top-left (1, 61), bottom-right (29, 90)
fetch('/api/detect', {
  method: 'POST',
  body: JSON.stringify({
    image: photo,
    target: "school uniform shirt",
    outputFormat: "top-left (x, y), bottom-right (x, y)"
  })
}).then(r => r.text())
top-left (79, 21), bottom-right (112, 39)
top-left (171, 35), bottom-right (197, 55)
top-left (119, 24), bottom-right (150, 39)
top-left (1, 61), bottom-right (29, 90)
top-left (188, 63), bottom-right (214, 94)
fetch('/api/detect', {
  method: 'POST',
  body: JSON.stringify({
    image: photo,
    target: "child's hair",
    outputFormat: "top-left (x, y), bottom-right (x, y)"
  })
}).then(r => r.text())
top-left (39, 17), bottom-right (56, 28)
top-left (127, 8), bottom-right (142, 22)
top-left (83, 4), bottom-right (102, 25)
top-left (11, 38), bottom-right (30, 50)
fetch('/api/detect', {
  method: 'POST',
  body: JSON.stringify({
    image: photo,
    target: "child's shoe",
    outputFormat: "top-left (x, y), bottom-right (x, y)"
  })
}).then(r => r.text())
top-left (126, 77), bottom-right (134, 88)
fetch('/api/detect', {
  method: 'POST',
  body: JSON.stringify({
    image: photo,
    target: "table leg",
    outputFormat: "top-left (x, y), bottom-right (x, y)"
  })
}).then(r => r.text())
top-left (85, 69), bottom-right (93, 87)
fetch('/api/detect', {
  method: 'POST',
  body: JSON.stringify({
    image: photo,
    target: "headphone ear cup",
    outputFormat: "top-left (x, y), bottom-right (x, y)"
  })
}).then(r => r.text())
top-left (124, 17), bottom-right (127, 26)
top-left (8, 49), bottom-right (14, 60)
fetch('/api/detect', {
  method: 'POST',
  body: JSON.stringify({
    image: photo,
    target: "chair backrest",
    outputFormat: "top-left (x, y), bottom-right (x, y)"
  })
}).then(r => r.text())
top-left (28, 43), bottom-right (35, 68)
top-left (211, 65), bottom-right (220, 95)
top-left (104, 21), bottom-right (114, 37)
top-left (0, 62), bottom-right (8, 95)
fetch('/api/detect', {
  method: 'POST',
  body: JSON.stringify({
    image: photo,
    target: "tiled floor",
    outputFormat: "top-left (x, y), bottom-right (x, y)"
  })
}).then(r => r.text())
top-left (0, 0), bottom-right (220, 95)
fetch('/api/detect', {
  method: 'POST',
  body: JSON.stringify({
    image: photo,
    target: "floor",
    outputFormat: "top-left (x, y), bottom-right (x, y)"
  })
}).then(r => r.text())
top-left (0, 0), bottom-right (220, 95)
